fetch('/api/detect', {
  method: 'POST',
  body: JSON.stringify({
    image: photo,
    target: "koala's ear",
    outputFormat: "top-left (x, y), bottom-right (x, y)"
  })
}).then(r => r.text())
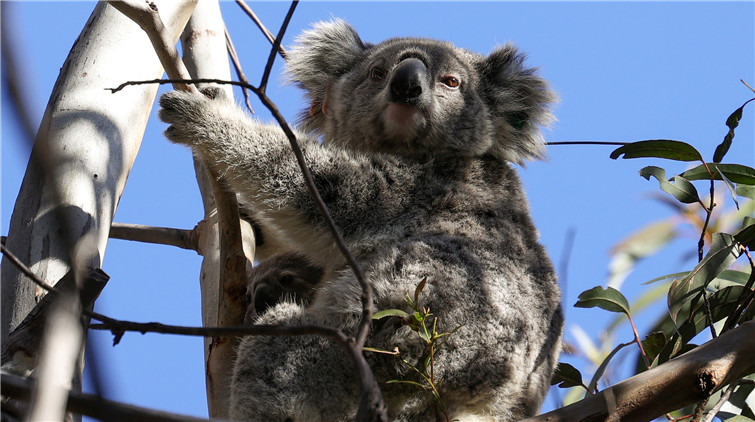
top-left (285, 19), bottom-right (369, 131)
top-left (477, 44), bottom-right (557, 164)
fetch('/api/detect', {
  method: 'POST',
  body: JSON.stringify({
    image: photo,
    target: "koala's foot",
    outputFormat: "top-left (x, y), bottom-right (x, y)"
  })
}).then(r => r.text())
top-left (158, 87), bottom-right (233, 148)
top-left (244, 253), bottom-right (324, 324)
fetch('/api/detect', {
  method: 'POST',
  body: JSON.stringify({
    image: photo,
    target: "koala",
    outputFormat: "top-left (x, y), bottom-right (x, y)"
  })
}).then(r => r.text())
top-left (244, 253), bottom-right (324, 325)
top-left (159, 19), bottom-right (563, 422)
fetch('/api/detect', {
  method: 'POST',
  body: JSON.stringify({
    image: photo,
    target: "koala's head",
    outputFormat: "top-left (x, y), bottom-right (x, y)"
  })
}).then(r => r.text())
top-left (286, 19), bottom-right (555, 164)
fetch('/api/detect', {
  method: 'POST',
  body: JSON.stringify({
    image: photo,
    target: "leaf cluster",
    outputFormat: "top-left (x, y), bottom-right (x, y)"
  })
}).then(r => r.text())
top-left (367, 278), bottom-right (462, 422)
top-left (553, 97), bottom-right (755, 419)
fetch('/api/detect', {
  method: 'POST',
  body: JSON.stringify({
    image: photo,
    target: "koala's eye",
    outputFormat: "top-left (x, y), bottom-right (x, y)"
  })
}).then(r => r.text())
top-left (370, 66), bottom-right (387, 82)
top-left (440, 76), bottom-right (461, 89)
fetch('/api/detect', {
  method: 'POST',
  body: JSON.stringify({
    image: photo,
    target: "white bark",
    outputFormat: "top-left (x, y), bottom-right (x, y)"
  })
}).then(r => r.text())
top-left (1, 0), bottom-right (195, 341)
top-left (1, 1), bottom-right (196, 420)
top-left (179, 1), bottom-right (252, 416)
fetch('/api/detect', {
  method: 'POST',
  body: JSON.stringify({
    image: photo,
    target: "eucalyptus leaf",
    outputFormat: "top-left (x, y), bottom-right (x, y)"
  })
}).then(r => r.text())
top-left (586, 342), bottom-right (631, 394)
top-left (610, 139), bottom-right (703, 162)
top-left (551, 362), bottom-right (585, 389)
top-left (607, 282), bottom-right (669, 334)
top-left (373, 309), bottom-right (410, 320)
top-left (718, 169), bottom-right (740, 209)
top-left (642, 272), bottom-right (689, 285)
top-left (640, 166), bottom-right (701, 204)
top-left (714, 98), bottom-right (754, 163)
top-left (735, 223), bottom-right (755, 249)
top-left (413, 277), bottom-right (427, 305)
top-left (737, 185), bottom-right (755, 200)
top-left (641, 332), bottom-right (667, 365)
top-left (575, 286), bottom-right (631, 315)
top-left (658, 285), bottom-right (746, 364)
top-left (680, 163), bottom-right (755, 185)
top-left (668, 233), bottom-right (741, 322)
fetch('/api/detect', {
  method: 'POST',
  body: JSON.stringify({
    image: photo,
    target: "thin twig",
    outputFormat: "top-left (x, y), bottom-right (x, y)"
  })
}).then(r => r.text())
top-left (628, 313), bottom-right (652, 370)
top-left (225, 26), bottom-right (255, 114)
top-left (107, 78), bottom-right (253, 94)
top-left (234, 0), bottom-right (287, 59)
top-left (89, 317), bottom-right (351, 344)
top-left (723, 248), bottom-right (755, 332)
top-left (698, 179), bottom-right (718, 339)
top-left (259, 1), bottom-right (297, 93)
top-left (252, 4), bottom-right (382, 418)
top-left (546, 141), bottom-right (628, 146)
top-left (1, 244), bottom-right (54, 293)
top-left (701, 382), bottom-right (737, 422)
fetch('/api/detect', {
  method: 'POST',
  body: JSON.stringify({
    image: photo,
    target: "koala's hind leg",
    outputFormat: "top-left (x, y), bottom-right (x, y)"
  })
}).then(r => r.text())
top-left (231, 303), bottom-right (360, 422)
top-left (244, 253), bottom-right (324, 325)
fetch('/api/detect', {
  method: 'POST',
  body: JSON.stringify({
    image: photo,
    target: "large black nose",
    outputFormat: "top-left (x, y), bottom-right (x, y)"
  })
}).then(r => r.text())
top-left (389, 58), bottom-right (427, 104)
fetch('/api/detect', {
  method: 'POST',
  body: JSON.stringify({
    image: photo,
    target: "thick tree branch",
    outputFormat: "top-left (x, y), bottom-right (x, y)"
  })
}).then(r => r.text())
top-left (107, 0), bottom-right (197, 92)
top-left (522, 321), bottom-right (755, 422)
top-left (109, 222), bottom-right (199, 252)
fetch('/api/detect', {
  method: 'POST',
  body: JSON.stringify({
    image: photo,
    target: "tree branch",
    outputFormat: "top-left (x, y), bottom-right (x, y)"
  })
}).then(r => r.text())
top-left (1, 372), bottom-right (217, 422)
top-left (234, 0), bottom-right (287, 58)
top-left (109, 222), bottom-right (199, 252)
top-left (107, 0), bottom-right (197, 92)
top-left (522, 321), bottom-right (755, 422)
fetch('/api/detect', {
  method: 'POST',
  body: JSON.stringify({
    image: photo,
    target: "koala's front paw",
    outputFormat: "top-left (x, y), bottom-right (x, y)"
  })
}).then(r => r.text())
top-left (158, 87), bottom-right (230, 147)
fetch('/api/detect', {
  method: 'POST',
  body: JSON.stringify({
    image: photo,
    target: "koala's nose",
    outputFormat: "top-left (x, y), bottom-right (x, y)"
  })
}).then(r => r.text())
top-left (389, 58), bottom-right (427, 104)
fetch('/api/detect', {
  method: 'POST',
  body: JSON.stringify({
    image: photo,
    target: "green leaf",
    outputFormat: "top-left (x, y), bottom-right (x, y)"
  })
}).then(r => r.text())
top-left (714, 98), bottom-right (754, 163)
top-left (606, 282), bottom-right (669, 334)
top-left (668, 233), bottom-right (741, 322)
top-left (610, 140), bottom-right (704, 162)
top-left (656, 285), bottom-right (747, 365)
top-left (641, 332), bottom-right (667, 365)
top-left (373, 309), bottom-right (410, 320)
top-left (719, 169), bottom-right (741, 209)
top-left (735, 223), bottom-right (755, 249)
top-left (680, 163), bottom-right (755, 185)
top-left (413, 277), bottom-right (427, 305)
top-left (640, 166), bottom-right (701, 204)
top-left (575, 286), bottom-right (631, 315)
top-left (642, 272), bottom-right (689, 285)
top-left (737, 185), bottom-right (755, 200)
top-left (550, 363), bottom-right (585, 389)
top-left (586, 342), bottom-right (631, 394)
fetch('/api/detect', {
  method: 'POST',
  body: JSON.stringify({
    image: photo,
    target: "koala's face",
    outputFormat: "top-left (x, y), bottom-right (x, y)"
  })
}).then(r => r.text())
top-left (325, 39), bottom-right (492, 157)
top-left (287, 20), bottom-right (556, 163)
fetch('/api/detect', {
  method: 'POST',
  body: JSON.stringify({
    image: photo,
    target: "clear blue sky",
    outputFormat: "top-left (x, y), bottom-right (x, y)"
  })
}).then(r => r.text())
top-left (2, 1), bottom-right (753, 418)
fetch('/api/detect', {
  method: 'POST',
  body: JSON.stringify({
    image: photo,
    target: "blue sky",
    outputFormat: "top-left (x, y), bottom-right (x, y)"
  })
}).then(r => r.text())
top-left (2, 1), bottom-right (754, 418)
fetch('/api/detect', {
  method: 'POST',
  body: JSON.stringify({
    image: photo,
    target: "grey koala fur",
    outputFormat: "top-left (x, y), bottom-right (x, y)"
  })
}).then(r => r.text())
top-left (159, 19), bottom-right (563, 422)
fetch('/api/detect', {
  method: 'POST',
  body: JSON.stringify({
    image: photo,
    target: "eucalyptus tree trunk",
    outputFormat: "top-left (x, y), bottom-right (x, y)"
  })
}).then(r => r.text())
top-left (1, 1), bottom-right (196, 419)
top-left (179, 0), bottom-right (252, 417)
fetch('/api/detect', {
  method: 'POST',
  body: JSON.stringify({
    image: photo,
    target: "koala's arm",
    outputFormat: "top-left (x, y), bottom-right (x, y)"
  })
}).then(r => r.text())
top-left (159, 90), bottom-right (409, 260)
